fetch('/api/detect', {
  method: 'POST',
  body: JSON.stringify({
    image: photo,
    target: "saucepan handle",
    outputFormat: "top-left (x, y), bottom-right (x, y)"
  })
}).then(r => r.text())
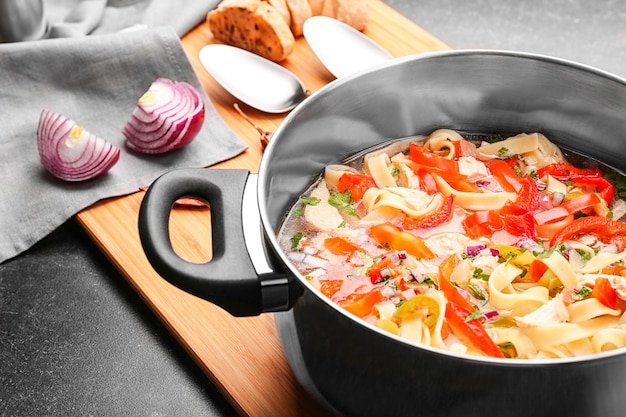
top-left (138, 168), bottom-right (295, 317)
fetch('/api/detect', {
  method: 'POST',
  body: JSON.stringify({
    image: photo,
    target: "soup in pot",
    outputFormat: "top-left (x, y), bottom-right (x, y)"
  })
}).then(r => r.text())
top-left (277, 129), bottom-right (626, 359)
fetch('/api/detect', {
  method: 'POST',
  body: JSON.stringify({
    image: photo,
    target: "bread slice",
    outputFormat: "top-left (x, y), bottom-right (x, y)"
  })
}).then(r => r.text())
top-left (320, 0), bottom-right (336, 17)
top-left (333, 0), bottom-right (369, 31)
top-left (207, 0), bottom-right (295, 61)
top-left (262, 0), bottom-right (291, 27)
top-left (285, 0), bottom-right (312, 36)
top-left (308, 0), bottom-right (325, 15)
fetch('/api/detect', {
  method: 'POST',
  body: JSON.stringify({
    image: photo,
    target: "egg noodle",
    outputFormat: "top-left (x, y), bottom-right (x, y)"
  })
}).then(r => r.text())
top-left (278, 130), bottom-right (626, 359)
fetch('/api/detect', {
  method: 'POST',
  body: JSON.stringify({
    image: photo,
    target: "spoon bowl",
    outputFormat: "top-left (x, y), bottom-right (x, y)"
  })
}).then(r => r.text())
top-left (198, 44), bottom-right (309, 114)
top-left (303, 16), bottom-right (393, 78)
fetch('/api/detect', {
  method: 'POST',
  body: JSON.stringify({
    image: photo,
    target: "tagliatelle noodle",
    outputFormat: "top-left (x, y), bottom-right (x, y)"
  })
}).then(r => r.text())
top-left (489, 327), bottom-right (538, 358)
top-left (488, 262), bottom-right (550, 312)
top-left (423, 129), bottom-right (463, 159)
top-left (520, 316), bottom-right (620, 351)
top-left (434, 175), bottom-right (517, 211)
top-left (575, 250), bottom-right (626, 274)
top-left (591, 328), bottom-right (626, 352)
top-left (519, 132), bottom-right (565, 170)
top-left (567, 298), bottom-right (622, 323)
top-left (540, 251), bottom-right (578, 290)
top-left (478, 132), bottom-right (540, 159)
top-left (361, 187), bottom-right (443, 219)
top-left (363, 152), bottom-right (397, 188)
top-left (426, 288), bottom-right (447, 350)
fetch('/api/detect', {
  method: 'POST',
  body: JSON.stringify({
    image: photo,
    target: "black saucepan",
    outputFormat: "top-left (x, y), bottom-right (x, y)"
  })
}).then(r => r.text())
top-left (138, 51), bottom-right (626, 417)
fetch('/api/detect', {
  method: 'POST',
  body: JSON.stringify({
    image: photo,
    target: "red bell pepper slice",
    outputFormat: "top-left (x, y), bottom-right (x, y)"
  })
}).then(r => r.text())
top-left (324, 237), bottom-right (360, 255)
top-left (369, 223), bottom-right (435, 260)
top-left (487, 159), bottom-right (521, 193)
top-left (337, 173), bottom-right (377, 201)
top-left (462, 210), bottom-right (504, 239)
top-left (571, 176), bottom-right (615, 204)
top-left (339, 288), bottom-right (386, 317)
top-left (417, 170), bottom-right (439, 194)
top-left (550, 216), bottom-right (626, 249)
top-left (409, 144), bottom-right (463, 181)
top-left (591, 277), bottom-right (617, 309)
top-left (445, 301), bottom-right (505, 358)
top-left (536, 162), bottom-right (614, 204)
top-left (502, 211), bottom-right (537, 239)
top-left (403, 195), bottom-right (455, 229)
top-left (537, 162), bottom-right (603, 179)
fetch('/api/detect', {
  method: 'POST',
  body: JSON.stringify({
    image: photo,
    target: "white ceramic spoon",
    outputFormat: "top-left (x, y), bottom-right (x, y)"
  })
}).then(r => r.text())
top-left (198, 44), bottom-right (309, 114)
top-left (303, 16), bottom-right (393, 78)
top-left (198, 18), bottom-right (392, 113)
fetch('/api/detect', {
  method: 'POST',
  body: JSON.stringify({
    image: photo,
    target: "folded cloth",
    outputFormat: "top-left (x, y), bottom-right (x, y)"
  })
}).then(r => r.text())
top-left (44, 0), bottom-right (220, 37)
top-left (0, 27), bottom-right (247, 264)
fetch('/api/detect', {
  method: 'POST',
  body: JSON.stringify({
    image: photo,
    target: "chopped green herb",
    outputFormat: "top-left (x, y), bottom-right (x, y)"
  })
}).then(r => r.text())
top-left (513, 164), bottom-right (523, 178)
top-left (497, 147), bottom-right (510, 157)
top-left (468, 283), bottom-right (487, 302)
top-left (292, 195), bottom-right (321, 217)
top-left (328, 190), bottom-right (360, 218)
top-left (465, 310), bottom-right (483, 322)
top-left (301, 196), bottom-right (321, 206)
top-left (575, 248), bottom-right (593, 262)
top-left (472, 268), bottom-right (490, 281)
top-left (290, 232), bottom-right (303, 250)
top-left (422, 277), bottom-right (436, 287)
top-left (529, 170), bottom-right (539, 180)
top-left (338, 220), bottom-right (346, 228)
top-left (571, 285), bottom-right (592, 301)
top-left (390, 166), bottom-right (400, 177)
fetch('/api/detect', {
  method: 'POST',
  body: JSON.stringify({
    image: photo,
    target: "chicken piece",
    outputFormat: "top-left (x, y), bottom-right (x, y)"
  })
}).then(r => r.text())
top-left (304, 182), bottom-right (344, 232)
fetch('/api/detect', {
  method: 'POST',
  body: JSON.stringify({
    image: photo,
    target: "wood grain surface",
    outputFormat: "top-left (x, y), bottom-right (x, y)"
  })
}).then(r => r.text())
top-left (76, 1), bottom-right (449, 415)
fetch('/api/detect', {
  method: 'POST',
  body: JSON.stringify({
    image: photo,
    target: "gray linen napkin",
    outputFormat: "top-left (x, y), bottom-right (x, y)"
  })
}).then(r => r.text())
top-left (44, 0), bottom-right (219, 37)
top-left (0, 27), bottom-right (248, 264)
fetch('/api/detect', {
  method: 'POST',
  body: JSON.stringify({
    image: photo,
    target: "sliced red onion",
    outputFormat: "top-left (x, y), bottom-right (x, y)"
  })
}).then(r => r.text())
top-left (466, 244), bottom-right (487, 257)
top-left (484, 310), bottom-right (499, 320)
top-left (123, 78), bottom-right (205, 154)
top-left (37, 110), bottom-right (120, 181)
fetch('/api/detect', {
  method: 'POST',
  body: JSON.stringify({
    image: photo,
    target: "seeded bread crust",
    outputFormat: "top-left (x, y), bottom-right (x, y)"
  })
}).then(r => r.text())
top-left (207, 0), bottom-right (295, 61)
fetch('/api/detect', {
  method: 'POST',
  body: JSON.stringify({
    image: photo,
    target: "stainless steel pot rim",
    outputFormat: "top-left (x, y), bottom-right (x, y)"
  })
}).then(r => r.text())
top-left (258, 49), bottom-right (626, 366)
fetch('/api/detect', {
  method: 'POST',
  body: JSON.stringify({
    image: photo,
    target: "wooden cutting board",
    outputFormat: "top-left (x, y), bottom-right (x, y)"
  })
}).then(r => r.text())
top-left (76, 1), bottom-right (449, 416)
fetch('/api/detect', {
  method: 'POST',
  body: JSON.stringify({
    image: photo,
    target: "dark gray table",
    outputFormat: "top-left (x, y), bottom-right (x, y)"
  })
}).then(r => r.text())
top-left (2, 1), bottom-right (625, 416)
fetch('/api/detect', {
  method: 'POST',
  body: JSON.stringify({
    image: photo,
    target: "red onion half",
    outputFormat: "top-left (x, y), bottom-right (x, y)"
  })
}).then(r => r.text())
top-left (37, 110), bottom-right (120, 182)
top-left (123, 78), bottom-right (205, 154)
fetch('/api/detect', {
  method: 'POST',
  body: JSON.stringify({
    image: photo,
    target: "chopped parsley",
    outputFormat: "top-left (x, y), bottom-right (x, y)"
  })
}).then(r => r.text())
top-left (571, 285), bottom-right (592, 301)
top-left (472, 268), bottom-right (490, 281)
top-left (497, 147), bottom-right (510, 157)
top-left (328, 190), bottom-right (360, 218)
top-left (465, 310), bottom-right (483, 322)
top-left (290, 232), bottom-right (303, 250)
top-left (468, 283), bottom-right (487, 303)
top-left (292, 195), bottom-right (321, 217)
